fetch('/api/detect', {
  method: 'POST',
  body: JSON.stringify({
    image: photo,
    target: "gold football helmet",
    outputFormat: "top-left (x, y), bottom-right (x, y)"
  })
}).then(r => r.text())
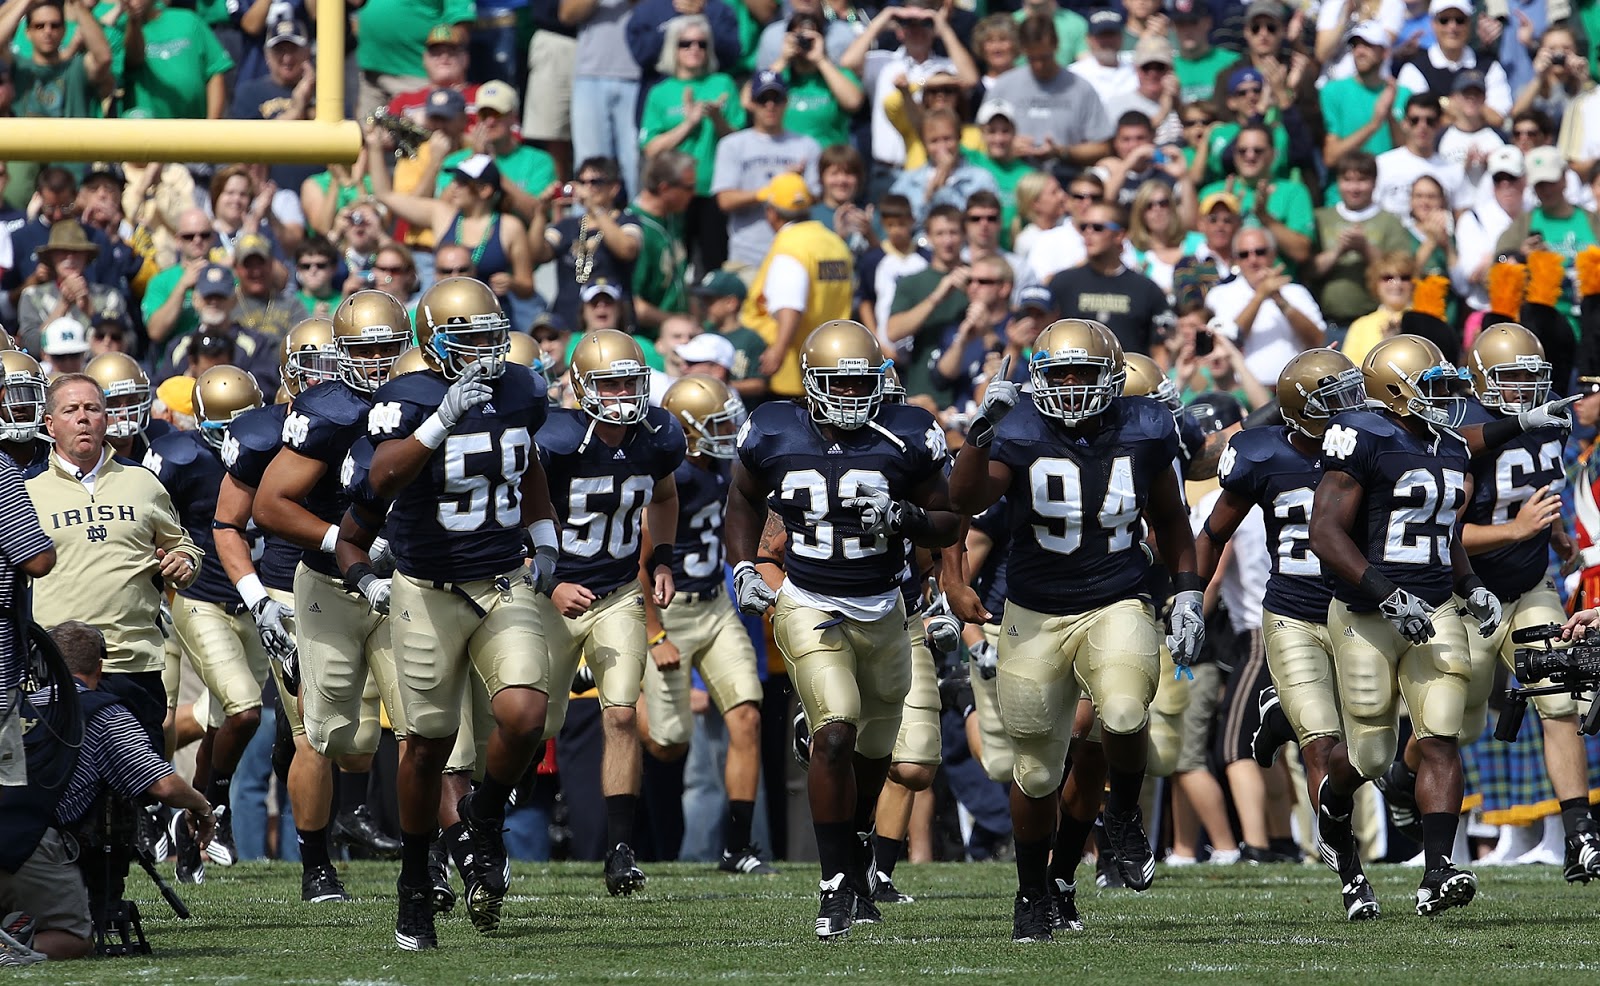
top-left (1469, 322), bottom-right (1551, 414)
top-left (391, 346), bottom-right (431, 377)
top-left (801, 319), bottom-right (886, 429)
top-left (0, 326), bottom-right (15, 351)
top-left (1121, 352), bottom-right (1180, 413)
top-left (281, 316), bottom-right (339, 397)
top-left (415, 276), bottom-right (511, 380)
top-left (0, 350), bottom-right (46, 442)
top-left (1277, 348), bottom-right (1366, 438)
top-left (332, 290), bottom-right (412, 393)
top-left (274, 383), bottom-right (291, 405)
top-left (194, 365), bottom-right (264, 449)
top-left (570, 329), bottom-right (650, 424)
top-left (507, 332), bottom-right (539, 369)
top-left (86, 351), bottom-right (151, 439)
top-left (1362, 334), bottom-right (1470, 429)
top-left (662, 374), bottom-right (746, 459)
top-left (882, 364), bottom-right (907, 405)
top-left (1030, 319), bottom-right (1124, 424)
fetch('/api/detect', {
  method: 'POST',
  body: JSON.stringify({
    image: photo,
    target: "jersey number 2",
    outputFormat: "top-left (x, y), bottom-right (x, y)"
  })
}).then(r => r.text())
top-left (1383, 467), bottom-right (1465, 565)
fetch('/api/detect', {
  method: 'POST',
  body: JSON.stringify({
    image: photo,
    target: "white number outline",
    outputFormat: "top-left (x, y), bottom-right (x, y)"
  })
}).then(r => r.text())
top-left (561, 473), bottom-right (655, 558)
top-left (780, 468), bottom-right (892, 561)
top-left (1383, 467), bottom-right (1465, 565)
top-left (1027, 455), bottom-right (1139, 556)
top-left (1490, 440), bottom-right (1563, 526)
top-left (1270, 487), bottom-right (1319, 577)
top-left (438, 428), bottom-right (532, 532)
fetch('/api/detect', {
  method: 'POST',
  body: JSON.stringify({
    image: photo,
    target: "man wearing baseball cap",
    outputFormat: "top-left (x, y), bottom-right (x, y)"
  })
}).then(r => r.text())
top-left (692, 270), bottom-right (769, 399)
top-left (1393, 0), bottom-right (1512, 128)
top-left (1495, 145), bottom-right (1600, 276)
top-left (358, 11), bottom-right (471, 120)
top-left (713, 70), bottom-right (823, 269)
top-left (1171, 0), bottom-right (1232, 104)
top-left (985, 13), bottom-right (1112, 169)
top-left (1320, 22), bottom-right (1408, 161)
top-left (434, 80), bottom-right (557, 221)
top-left (385, 24), bottom-right (481, 127)
top-left (740, 172), bottom-right (852, 397)
top-left (228, 17), bottom-right (322, 190)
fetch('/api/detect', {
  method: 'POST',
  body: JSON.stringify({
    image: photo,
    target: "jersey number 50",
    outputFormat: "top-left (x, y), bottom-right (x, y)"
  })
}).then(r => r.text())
top-left (439, 428), bottom-right (532, 531)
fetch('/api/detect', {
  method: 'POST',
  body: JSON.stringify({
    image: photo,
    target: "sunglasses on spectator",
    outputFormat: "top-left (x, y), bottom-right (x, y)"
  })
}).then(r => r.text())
top-left (179, 231), bottom-right (213, 241)
top-left (1246, 21), bottom-right (1280, 34)
top-left (965, 212), bottom-right (1000, 223)
top-left (969, 277), bottom-right (1003, 285)
top-left (1182, 117), bottom-right (1212, 128)
top-left (1434, 14), bottom-right (1468, 25)
top-left (1233, 85), bottom-right (1262, 98)
top-left (1236, 145), bottom-right (1268, 157)
top-left (678, 38), bottom-right (708, 49)
top-left (1069, 191), bottom-right (1099, 202)
top-left (1146, 198), bottom-right (1172, 208)
top-left (1237, 246), bottom-right (1273, 258)
top-left (90, 326), bottom-right (121, 339)
top-left (437, 265), bottom-right (474, 276)
top-left (1081, 221), bottom-right (1122, 233)
top-left (1407, 114), bottom-right (1440, 126)
top-left (298, 260), bottom-right (330, 270)
top-left (573, 176), bottom-right (614, 186)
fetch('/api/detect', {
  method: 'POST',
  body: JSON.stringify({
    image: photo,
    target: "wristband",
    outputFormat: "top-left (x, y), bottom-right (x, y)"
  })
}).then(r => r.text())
top-left (649, 630), bottom-right (668, 647)
top-left (344, 562), bottom-right (375, 594)
top-left (649, 543), bottom-right (675, 571)
top-left (1173, 572), bottom-right (1207, 595)
top-left (1200, 518), bottom-right (1228, 547)
top-left (414, 412), bottom-right (450, 450)
top-left (320, 524), bottom-right (340, 554)
top-left (528, 518), bottom-right (558, 551)
top-left (236, 573), bottom-right (268, 611)
top-left (1455, 574), bottom-right (1486, 598)
top-left (1358, 566), bottom-right (1400, 604)
top-left (211, 518), bottom-right (248, 534)
top-left (1480, 413), bottom-right (1521, 448)
top-left (897, 501), bottom-right (932, 538)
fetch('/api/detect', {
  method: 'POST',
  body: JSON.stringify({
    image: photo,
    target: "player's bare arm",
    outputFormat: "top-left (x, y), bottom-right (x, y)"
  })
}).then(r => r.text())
top-left (256, 449), bottom-right (337, 552)
top-left (213, 473), bottom-right (263, 585)
top-left (1196, 488), bottom-right (1254, 582)
top-left (1308, 470), bottom-right (1370, 588)
top-left (1147, 465), bottom-right (1197, 576)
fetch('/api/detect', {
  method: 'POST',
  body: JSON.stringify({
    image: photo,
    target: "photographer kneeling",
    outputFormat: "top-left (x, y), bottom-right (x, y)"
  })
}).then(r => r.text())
top-left (0, 622), bottom-right (211, 963)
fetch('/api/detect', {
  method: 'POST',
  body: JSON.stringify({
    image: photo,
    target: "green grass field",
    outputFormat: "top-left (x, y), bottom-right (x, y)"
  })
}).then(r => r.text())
top-left (20, 860), bottom-right (1600, 984)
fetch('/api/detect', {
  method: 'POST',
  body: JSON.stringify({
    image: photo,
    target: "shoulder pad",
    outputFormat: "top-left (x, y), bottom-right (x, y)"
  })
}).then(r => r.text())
top-left (646, 406), bottom-right (688, 456)
top-left (292, 380), bottom-right (367, 428)
top-left (534, 408), bottom-right (591, 456)
top-left (146, 430), bottom-right (202, 470)
top-left (1458, 398), bottom-right (1495, 427)
top-left (229, 404), bottom-right (287, 451)
top-left (1116, 396), bottom-right (1179, 442)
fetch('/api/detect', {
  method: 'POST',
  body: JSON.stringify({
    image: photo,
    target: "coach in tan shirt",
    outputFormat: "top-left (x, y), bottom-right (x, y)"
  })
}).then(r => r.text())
top-left (26, 373), bottom-right (202, 741)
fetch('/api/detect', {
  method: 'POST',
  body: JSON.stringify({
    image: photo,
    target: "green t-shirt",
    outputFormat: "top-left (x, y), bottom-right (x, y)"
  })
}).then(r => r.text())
top-left (639, 75), bottom-right (747, 196)
top-left (1311, 206), bottom-right (1414, 323)
top-left (13, 57), bottom-right (96, 120)
top-left (438, 145), bottom-right (558, 197)
top-left (1174, 47), bottom-right (1235, 104)
top-left (1199, 178), bottom-right (1314, 237)
top-left (141, 263), bottom-right (197, 341)
top-left (888, 266), bottom-right (967, 401)
top-left (1318, 76), bottom-right (1408, 156)
top-left (718, 324), bottom-right (766, 383)
top-left (297, 290), bottom-right (339, 319)
top-left (631, 202), bottom-right (688, 316)
top-left (782, 67), bottom-right (859, 149)
top-left (1529, 206), bottom-right (1599, 324)
top-left (1204, 121), bottom-right (1292, 182)
top-left (972, 153), bottom-right (1032, 250)
top-left (13, 3), bottom-right (128, 80)
top-left (1014, 9), bottom-right (1087, 68)
top-left (357, 0), bottom-right (476, 78)
top-left (122, 6), bottom-right (233, 120)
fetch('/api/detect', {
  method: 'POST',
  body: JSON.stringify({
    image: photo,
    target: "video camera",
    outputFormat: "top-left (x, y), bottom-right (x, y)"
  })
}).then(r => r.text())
top-left (1495, 624), bottom-right (1600, 742)
top-left (75, 793), bottom-right (190, 956)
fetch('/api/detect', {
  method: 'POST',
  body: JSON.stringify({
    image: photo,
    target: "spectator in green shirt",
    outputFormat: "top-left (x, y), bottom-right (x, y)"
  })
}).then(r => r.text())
top-left (1198, 122), bottom-right (1313, 267)
top-left (291, 237), bottom-right (341, 319)
top-left (1171, 0), bottom-right (1233, 104)
top-left (143, 208), bottom-right (220, 347)
top-left (121, 0), bottom-right (233, 120)
top-left (630, 149), bottom-right (697, 330)
top-left (1319, 21), bottom-right (1406, 163)
top-left (355, 0), bottom-right (475, 118)
top-left (436, 80), bottom-right (557, 226)
top-left (0, 0), bottom-right (114, 120)
top-left (763, 11), bottom-right (862, 150)
top-left (972, 99), bottom-right (1030, 248)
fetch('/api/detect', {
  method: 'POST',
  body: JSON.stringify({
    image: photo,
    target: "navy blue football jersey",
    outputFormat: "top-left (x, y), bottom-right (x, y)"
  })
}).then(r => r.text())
top-left (971, 497), bottom-right (1011, 625)
top-left (1176, 412), bottom-right (1206, 478)
top-left (1321, 409), bottom-right (1469, 610)
top-left (145, 430), bottom-right (237, 606)
top-left (1461, 399), bottom-right (1564, 601)
top-left (670, 457), bottom-right (729, 596)
top-left (341, 435), bottom-right (391, 519)
top-left (737, 400), bottom-right (948, 601)
top-left (1217, 426), bottom-right (1333, 623)
top-left (539, 405), bottom-right (685, 595)
top-left (223, 403), bottom-right (302, 592)
top-left (278, 381), bottom-right (373, 578)
top-left (369, 364), bottom-right (550, 582)
top-left (991, 396), bottom-right (1179, 616)
top-left (6, 439), bottom-right (55, 479)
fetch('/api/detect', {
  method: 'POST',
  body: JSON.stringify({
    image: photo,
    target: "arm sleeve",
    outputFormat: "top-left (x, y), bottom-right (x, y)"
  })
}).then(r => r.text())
top-left (151, 485), bottom-right (204, 583)
top-left (0, 463), bottom-right (52, 566)
top-left (626, 2), bottom-right (667, 71)
top-left (97, 708), bottom-right (176, 798)
top-left (763, 253), bottom-right (811, 313)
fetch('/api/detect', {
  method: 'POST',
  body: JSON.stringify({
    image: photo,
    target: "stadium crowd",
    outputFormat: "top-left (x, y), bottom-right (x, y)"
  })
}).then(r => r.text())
top-left (5, 0), bottom-right (1600, 960)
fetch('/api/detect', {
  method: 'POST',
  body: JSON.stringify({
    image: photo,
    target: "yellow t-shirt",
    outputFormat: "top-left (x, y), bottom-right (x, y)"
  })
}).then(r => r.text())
top-left (741, 221), bottom-right (854, 397)
top-left (1342, 307), bottom-right (1404, 367)
top-left (884, 89), bottom-right (987, 170)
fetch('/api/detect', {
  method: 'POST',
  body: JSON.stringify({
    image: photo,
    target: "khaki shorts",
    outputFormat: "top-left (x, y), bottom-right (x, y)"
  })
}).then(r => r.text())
top-left (1174, 662), bottom-right (1224, 774)
top-left (0, 828), bottom-right (90, 940)
top-left (1460, 581), bottom-right (1577, 742)
top-left (172, 598), bottom-right (272, 719)
top-left (642, 592), bottom-right (763, 748)
top-left (997, 597), bottom-right (1159, 798)
top-left (891, 616), bottom-right (942, 767)
top-left (522, 32), bottom-right (576, 141)
top-left (1328, 598), bottom-right (1471, 780)
top-left (1263, 609), bottom-right (1343, 746)
top-left (539, 585), bottom-right (647, 739)
top-left (772, 594), bottom-right (911, 761)
top-left (296, 564), bottom-right (404, 756)
top-left (1145, 644), bottom-right (1191, 778)
top-left (972, 623), bottom-right (1015, 783)
top-left (390, 568), bottom-right (547, 741)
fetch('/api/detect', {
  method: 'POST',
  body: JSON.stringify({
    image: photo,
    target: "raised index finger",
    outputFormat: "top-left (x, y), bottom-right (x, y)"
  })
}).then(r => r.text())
top-left (995, 354), bottom-right (1012, 382)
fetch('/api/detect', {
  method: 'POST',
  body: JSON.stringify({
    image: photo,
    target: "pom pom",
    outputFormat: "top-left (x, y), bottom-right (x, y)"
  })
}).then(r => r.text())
top-left (1488, 261), bottom-right (1528, 318)
top-left (1410, 274), bottom-right (1450, 321)
top-left (1578, 246), bottom-right (1600, 298)
top-left (1526, 251), bottom-right (1564, 307)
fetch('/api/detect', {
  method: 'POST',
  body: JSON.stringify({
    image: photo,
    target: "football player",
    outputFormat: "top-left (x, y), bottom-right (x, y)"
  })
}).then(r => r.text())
top-left (535, 329), bottom-right (685, 898)
top-left (939, 501), bottom-right (1013, 785)
top-left (362, 277), bottom-right (556, 950)
top-left (0, 350), bottom-right (50, 475)
top-left (254, 294), bottom-right (412, 897)
top-left (726, 320), bottom-right (960, 939)
top-left (1310, 335), bottom-right (1508, 915)
top-left (86, 352), bottom-right (169, 461)
top-left (947, 319), bottom-right (1205, 943)
top-left (1455, 323), bottom-right (1600, 881)
top-left (144, 366), bottom-right (266, 882)
top-left (1200, 348), bottom-right (1379, 919)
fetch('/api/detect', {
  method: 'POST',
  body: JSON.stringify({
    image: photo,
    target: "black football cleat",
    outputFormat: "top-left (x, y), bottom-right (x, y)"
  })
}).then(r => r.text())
top-left (302, 863), bottom-right (350, 903)
top-left (458, 792), bottom-right (509, 931)
top-left (395, 879), bottom-right (438, 950)
top-left (1374, 761), bottom-right (1424, 843)
top-left (333, 805), bottom-right (402, 859)
top-left (1316, 784), bottom-right (1379, 922)
top-left (428, 836), bottom-right (456, 914)
top-left (816, 874), bottom-right (853, 940)
top-left (719, 845), bottom-right (778, 875)
top-left (871, 872), bottom-right (914, 904)
top-left (171, 809), bottom-right (205, 885)
top-left (1564, 820), bottom-right (1600, 884)
top-left (1048, 878), bottom-right (1084, 932)
top-left (206, 803), bottom-right (237, 867)
top-left (1415, 864), bottom-right (1477, 917)
top-left (1012, 889), bottom-right (1054, 943)
top-left (1103, 807), bottom-right (1155, 892)
top-left (604, 842), bottom-right (646, 897)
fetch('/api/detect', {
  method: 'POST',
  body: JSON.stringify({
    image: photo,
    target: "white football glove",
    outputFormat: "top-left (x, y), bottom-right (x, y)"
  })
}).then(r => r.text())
top-left (250, 596), bottom-right (296, 665)
top-left (733, 561), bottom-right (777, 616)
top-left (1166, 589), bottom-right (1206, 671)
top-left (970, 638), bottom-right (998, 680)
top-left (1380, 587), bottom-right (1436, 645)
top-left (925, 613), bottom-right (962, 656)
top-left (438, 360), bottom-right (494, 428)
top-left (357, 574), bottom-right (392, 616)
top-left (965, 355), bottom-right (1019, 449)
top-left (1464, 585), bottom-right (1502, 637)
top-left (1517, 394), bottom-right (1580, 433)
top-left (844, 485), bottom-right (899, 538)
top-left (157, 599), bottom-right (173, 640)
top-left (530, 544), bottom-right (559, 596)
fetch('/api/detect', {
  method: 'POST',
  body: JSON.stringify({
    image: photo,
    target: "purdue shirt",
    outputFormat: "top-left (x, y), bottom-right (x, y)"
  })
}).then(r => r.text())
top-left (28, 448), bottom-right (203, 674)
